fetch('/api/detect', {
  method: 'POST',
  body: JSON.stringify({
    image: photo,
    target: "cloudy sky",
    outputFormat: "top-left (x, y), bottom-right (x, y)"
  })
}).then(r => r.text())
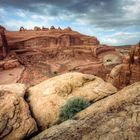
top-left (0, 0), bottom-right (140, 45)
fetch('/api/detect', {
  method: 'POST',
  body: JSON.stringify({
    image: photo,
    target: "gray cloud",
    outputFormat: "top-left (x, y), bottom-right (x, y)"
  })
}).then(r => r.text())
top-left (0, 0), bottom-right (140, 29)
top-left (0, 0), bottom-right (119, 15)
top-left (0, 0), bottom-right (140, 45)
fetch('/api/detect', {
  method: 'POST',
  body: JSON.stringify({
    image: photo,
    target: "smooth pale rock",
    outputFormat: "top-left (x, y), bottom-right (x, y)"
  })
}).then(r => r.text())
top-left (0, 66), bottom-right (25, 85)
top-left (31, 82), bottom-right (140, 140)
top-left (103, 54), bottom-right (122, 66)
top-left (0, 91), bottom-right (37, 140)
top-left (27, 72), bottom-right (117, 130)
top-left (0, 83), bottom-right (27, 97)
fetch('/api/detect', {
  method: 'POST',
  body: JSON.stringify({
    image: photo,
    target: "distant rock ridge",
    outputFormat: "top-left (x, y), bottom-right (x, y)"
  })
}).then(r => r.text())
top-left (4, 26), bottom-right (100, 49)
top-left (19, 26), bottom-right (73, 32)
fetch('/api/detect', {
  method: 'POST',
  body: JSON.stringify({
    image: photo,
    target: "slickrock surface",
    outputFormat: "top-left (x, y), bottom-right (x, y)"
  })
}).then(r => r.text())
top-left (0, 91), bottom-right (37, 140)
top-left (103, 54), bottom-right (122, 67)
top-left (0, 66), bottom-right (25, 85)
top-left (31, 82), bottom-right (140, 140)
top-left (27, 72), bottom-right (117, 130)
top-left (0, 83), bottom-right (27, 97)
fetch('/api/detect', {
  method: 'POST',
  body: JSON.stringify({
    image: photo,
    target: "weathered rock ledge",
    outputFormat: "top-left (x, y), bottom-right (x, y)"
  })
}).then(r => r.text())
top-left (0, 91), bottom-right (37, 140)
top-left (31, 82), bottom-right (140, 140)
top-left (27, 72), bottom-right (117, 130)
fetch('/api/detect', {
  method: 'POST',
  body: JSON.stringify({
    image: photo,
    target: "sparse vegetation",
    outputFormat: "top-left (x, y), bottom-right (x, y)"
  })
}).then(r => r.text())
top-left (43, 71), bottom-right (58, 77)
top-left (59, 97), bottom-right (90, 122)
top-left (106, 59), bottom-right (112, 62)
top-left (0, 90), bottom-right (5, 96)
top-left (53, 71), bottom-right (58, 75)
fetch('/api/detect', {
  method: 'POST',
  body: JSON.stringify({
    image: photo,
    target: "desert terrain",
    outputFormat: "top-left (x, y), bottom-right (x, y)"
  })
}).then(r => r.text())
top-left (0, 26), bottom-right (140, 140)
top-left (0, 26), bottom-right (131, 87)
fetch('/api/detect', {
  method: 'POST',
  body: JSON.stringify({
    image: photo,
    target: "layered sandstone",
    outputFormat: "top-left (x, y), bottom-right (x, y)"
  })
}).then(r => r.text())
top-left (1, 27), bottom-right (100, 50)
top-left (107, 42), bottom-right (140, 88)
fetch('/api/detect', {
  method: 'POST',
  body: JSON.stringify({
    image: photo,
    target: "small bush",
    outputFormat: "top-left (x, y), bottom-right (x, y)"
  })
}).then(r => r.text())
top-left (53, 71), bottom-right (58, 75)
top-left (59, 97), bottom-right (90, 122)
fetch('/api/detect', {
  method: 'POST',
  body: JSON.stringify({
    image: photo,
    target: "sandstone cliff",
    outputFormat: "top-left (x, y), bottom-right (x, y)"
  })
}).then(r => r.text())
top-left (1, 28), bottom-right (100, 50)
top-left (107, 41), bottom-right (140, 89)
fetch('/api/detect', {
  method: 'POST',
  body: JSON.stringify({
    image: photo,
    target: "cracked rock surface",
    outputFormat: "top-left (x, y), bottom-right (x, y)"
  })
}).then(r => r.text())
top-left (31, 82), bottom-right (140, 140)
top-left (27, 72), bottom-right (117, 130)
top-left (0, 83), bottom-right (27, 97)
top-left (0, 91), bottom-right (37, 140)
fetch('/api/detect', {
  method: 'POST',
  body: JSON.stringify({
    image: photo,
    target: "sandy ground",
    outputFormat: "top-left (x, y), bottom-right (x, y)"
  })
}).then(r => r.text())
top-left (0, 66), bottom-right (25, 84)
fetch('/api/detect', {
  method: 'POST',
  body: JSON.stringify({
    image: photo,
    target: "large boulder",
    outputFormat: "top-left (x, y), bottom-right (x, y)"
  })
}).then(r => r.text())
top-left (0, 83), bottom-right (27, 97)
top-left (31, 82), bottom-right (140, 140)
top-left (0, 91), bottom-right (37, 140)
top-left (27, 72), bottom-right (117, 130)
top-left (106, 64), bottom-right (129, 88)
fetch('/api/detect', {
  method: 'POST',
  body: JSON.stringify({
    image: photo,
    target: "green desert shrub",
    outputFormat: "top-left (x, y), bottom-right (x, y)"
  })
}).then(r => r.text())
top-left (59, 97), bottom-right (90, 122)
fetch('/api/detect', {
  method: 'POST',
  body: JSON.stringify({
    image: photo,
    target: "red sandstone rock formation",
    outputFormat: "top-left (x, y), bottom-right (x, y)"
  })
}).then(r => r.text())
top-left (58, 27), bottom-right (62, 31)
top-left (81, 36), bottom-right (100, 45)
top-left (19, 26), bottom-right (25, 31)
top-left (5, 28), bottom-right (100, 50)
top-left (92, 45), bottom-right (116, 57)
top-left (34, 26), bottom-right (41, 31)
top-left (63, 27), bottom-right (72, 31)
top-left (1, 27), bottom-right (117, 85)
top-left (107, 41), bottom-right (140, 89)
top-left (0, 25), bottom-right (9, 58)
top-left (50, 26), bottom-right (55, 30)
top-left (42, 26), bottom-right (49, 31)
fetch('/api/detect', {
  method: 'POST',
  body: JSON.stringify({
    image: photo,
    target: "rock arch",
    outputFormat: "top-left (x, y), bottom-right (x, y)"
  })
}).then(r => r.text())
top-left (50, 26), bottom-right (55, 30)
top-left (19, 26), bottom-right (25, 31)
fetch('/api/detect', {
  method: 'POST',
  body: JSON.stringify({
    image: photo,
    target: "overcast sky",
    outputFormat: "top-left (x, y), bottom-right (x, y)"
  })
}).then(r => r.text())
top-left (0, 0), bottom-right (140, 45)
